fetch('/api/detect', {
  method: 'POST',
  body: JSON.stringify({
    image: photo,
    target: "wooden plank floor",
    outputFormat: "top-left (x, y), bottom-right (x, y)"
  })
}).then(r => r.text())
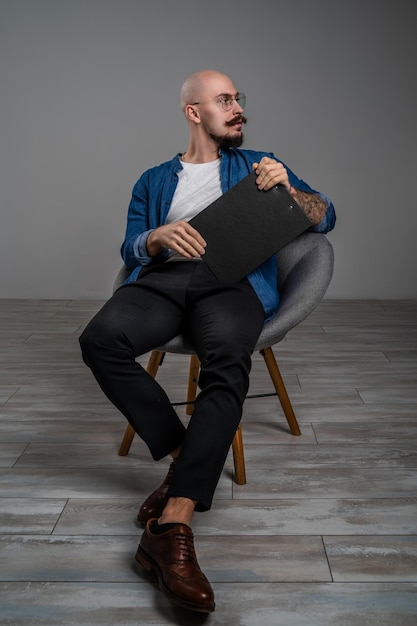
top-left (0, 298), bottom-right (416, 625)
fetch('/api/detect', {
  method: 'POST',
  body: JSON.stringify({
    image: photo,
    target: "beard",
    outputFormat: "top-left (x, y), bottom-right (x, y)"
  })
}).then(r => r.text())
top-left (210, 114), bottom-right (247, 150)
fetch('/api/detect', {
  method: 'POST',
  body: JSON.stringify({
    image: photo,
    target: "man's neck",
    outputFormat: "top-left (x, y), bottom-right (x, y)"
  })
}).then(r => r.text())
top-left (181, 143), bottom-right (220, 164)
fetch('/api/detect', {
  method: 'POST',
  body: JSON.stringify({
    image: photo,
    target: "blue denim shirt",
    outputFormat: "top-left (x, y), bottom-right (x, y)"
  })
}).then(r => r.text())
top-left (121, 148), bottom-right (336, 321)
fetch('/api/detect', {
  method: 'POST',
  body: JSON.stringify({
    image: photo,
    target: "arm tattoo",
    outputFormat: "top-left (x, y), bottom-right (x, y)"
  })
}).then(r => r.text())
top-left (289, 187), bottom-right (327, 225)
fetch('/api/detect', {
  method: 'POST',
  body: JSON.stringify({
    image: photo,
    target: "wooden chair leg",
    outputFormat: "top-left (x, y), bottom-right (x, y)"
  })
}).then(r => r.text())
top-left (232, 423), bottom-right (246, 485)
top-left (146, 349), bottom-right (166, 378)
top-left (118, 423), bottom-right (136, 456)
top-left (118, 350), bottom-right (165, 456)
top-left (186, 355), bottom-right (200, 416)
top-left (261, 347), bottom-right (301, 436)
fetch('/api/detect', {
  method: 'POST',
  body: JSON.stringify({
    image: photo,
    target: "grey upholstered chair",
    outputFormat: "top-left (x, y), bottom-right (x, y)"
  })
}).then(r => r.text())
top-left (115, 231), bottom-right (334, 484)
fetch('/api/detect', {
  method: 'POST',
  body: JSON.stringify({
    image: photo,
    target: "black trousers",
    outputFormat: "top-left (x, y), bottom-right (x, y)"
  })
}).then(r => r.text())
top-left (79, 261), bottom-right (265, 511)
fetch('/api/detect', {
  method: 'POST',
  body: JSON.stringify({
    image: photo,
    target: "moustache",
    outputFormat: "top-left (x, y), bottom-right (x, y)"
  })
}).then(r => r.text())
top-left (226, 114), bottom-right (247, 127)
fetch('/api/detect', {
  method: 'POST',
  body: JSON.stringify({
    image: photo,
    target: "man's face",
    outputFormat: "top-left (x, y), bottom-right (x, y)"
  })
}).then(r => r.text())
top-left (208, 108), bottom-right (247, 149)
top-left (195, 78), bottom-right (247, 148)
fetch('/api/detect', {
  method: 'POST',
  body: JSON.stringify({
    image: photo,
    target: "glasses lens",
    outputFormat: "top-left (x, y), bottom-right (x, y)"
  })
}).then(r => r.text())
top-left (237, 94), bottom-right (246, 109)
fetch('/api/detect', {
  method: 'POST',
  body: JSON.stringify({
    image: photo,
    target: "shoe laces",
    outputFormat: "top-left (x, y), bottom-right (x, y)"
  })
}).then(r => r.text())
top-left (174, 532), bottom-right (196, 563)
top-left (163, 460), bottom-right (177, 486)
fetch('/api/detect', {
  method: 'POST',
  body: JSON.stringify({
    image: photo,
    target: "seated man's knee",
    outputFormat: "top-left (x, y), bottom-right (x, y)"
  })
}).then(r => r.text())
top-left (79, 323), bottom-right (99, 367)
top-left (215, 325), bottom-right (256, 360)
top-left (79, 316), bottom-right (121, 366)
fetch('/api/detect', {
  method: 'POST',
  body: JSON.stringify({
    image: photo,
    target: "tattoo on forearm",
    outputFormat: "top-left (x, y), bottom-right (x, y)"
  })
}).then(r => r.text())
top-left (289, 188), bottom-right (327, 225)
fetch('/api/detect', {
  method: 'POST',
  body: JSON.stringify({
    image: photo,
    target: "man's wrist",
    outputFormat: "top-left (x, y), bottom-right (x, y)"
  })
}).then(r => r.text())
top-left (146, 229), bottom-right (163, 257)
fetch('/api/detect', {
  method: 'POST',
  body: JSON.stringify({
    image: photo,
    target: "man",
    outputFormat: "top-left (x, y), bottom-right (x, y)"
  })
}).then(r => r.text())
top-left (79, 70), bottom-right (335, 613)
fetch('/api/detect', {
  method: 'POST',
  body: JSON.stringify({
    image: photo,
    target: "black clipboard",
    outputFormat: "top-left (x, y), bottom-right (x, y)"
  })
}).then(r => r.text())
top-left (189, 171), bottom-right (312, 282)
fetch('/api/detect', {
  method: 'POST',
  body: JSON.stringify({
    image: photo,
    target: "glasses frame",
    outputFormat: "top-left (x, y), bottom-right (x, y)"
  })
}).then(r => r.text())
top-left (191, 93), bottom-right (246, 112)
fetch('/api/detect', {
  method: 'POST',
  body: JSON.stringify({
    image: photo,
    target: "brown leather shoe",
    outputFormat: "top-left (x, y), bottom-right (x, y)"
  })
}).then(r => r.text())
top-left (135, 519), bottom-right (215, 613)
top-left (138, 460), bottom-right (177, 524)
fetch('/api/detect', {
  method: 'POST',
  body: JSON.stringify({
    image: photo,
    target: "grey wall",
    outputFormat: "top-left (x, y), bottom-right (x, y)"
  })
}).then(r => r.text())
top-left (1, 0), bottom-right (416, 299)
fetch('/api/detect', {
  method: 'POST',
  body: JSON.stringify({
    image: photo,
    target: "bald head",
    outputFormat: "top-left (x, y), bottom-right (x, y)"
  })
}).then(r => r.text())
top-left (180, 70), bottom-right (233, 111)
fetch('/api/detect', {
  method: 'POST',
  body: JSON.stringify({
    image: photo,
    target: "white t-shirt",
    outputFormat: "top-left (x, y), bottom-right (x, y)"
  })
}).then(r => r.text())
top-left (166, 158), bottom-right (222, 224)
top-left (165, 158), bottom-right (222, 261)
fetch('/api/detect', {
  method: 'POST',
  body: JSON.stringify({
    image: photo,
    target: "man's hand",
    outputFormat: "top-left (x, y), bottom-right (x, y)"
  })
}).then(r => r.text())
top-left (253, 157), bottom-right (327, 224)
top-left (147, 221), bottom-right (207, 258)
top-left (252, 157), bottom-right (290, 191)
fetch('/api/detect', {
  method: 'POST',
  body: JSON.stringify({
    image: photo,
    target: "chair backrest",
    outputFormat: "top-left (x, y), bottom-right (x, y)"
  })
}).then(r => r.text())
top-left (257, 232), bottom-right (334, 350)
top-left (113, 266), bottom-right (130, 291)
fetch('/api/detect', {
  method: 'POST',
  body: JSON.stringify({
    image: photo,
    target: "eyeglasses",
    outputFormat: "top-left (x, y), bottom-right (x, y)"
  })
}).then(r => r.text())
top-left (191, 93), bottom-right (246, 111)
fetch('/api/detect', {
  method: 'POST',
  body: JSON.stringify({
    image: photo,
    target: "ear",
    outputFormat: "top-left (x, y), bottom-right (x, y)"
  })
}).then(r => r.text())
top-left (185, 104), bottom-right (200, 123)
